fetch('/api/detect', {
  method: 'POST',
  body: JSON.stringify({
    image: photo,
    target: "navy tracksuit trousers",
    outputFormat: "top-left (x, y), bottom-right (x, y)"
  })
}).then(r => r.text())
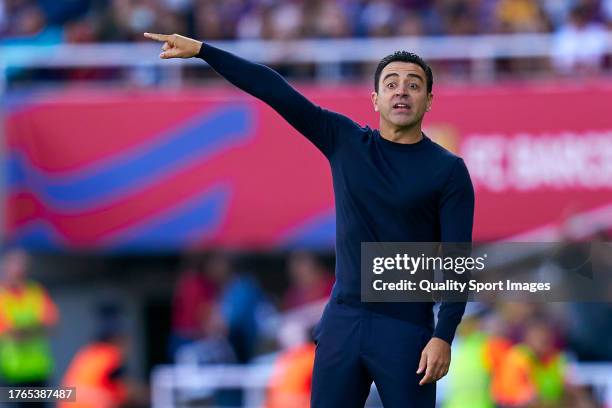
top-left (311, 297), bottom-right (436, 408)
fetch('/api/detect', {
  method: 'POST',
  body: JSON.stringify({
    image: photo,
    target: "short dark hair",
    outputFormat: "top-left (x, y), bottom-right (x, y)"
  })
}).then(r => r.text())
top-left (374, 51), bottom-right (433, 94)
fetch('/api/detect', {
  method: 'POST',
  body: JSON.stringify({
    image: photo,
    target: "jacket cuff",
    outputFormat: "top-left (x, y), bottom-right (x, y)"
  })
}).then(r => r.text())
top-left (196, 42), bottom-right (207, 59)
top-left (433, 318), bottom-right (459, 345)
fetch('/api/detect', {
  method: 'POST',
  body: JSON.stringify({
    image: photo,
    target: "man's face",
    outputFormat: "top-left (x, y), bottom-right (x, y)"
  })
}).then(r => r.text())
top-left (371, 61), bottom-right (433, 129)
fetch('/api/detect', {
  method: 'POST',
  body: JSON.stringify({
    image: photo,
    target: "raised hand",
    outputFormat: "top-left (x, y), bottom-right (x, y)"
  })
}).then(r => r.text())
top-left (143, 33), bottom-right (203, 59)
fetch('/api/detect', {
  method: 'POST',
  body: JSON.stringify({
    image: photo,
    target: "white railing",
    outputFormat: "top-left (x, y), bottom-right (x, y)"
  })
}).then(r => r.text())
top-left (2, 33), bottom-right (612, 94)
top-left (151, 363), bottom-right (274, 408)
top-left (150, 361), bottom-right (612, 408)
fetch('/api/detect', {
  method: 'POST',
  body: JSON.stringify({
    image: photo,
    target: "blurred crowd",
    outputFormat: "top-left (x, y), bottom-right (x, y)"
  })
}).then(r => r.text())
top-left (169, 251), bottom-right (332, 365)
top-left (0, 0), bottom-right (609, 84)
top-left (2, 246), bottom-right (612, 407)
top-left (442, 303), bottom-right (606, 408)
top-left (0, 249), bottom-right (149, 408)
top-left (1, 0), bottom-right (611, 43)
top-left (168, 251), bottom-right (332, 406)
top-left (166, 246), bottom-right (612, 407)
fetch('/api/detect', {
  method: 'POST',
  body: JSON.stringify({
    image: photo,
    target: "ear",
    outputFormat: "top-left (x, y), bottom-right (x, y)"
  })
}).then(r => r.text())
top-left (426, 92), bottom-right (433, 112)
top-left (371, 91), bottom-right (379, 112)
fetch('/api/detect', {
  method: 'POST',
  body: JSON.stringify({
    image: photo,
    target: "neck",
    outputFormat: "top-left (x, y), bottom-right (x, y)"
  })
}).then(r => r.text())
top-left (379, 120), bottom-right (423, 144)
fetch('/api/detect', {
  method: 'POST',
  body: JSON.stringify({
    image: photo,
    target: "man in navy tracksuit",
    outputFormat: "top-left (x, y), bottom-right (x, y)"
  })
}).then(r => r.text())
top-left (145, 32), bottom-right (475, 408)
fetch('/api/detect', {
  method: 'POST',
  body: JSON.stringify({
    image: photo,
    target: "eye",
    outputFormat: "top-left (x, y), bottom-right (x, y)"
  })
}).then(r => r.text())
top-left (386, 82), bottom-right (396, 89)
top-left (409, 83), bottom-right (419, 90)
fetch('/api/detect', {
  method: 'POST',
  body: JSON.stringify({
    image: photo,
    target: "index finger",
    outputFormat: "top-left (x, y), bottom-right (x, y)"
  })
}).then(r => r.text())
top-left (144, 32), bottom-right (170, 42)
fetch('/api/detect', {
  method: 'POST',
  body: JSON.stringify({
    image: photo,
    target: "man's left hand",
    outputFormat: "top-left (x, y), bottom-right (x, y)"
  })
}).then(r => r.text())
top-left (416, 337), bottom-right (451, 385)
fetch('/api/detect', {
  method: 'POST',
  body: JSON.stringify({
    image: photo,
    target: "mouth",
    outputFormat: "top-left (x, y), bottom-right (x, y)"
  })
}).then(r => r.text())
top-left (392, 102), bottom-right (412, 112)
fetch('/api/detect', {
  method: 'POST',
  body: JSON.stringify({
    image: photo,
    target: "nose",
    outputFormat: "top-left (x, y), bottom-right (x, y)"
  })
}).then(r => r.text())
top-left (395, 89), bottom-right (409, 100)
top-left (395, 82), bottom-right (410, 96)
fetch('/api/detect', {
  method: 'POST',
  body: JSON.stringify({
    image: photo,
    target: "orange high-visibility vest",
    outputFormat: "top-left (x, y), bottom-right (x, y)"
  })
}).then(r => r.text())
top-left (492, 344), bottom-right (565, 406)
top-left (492, 345), bottom-right (536, 406)
top-left (483, 336), bottom-right (512, 373)
top-left (265, 343), bottom-right (316, 408)
top-left (59, 342), bottom-right (127, 408)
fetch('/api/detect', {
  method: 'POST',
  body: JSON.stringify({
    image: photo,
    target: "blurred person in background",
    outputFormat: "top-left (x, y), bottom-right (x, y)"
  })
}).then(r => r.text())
top-left (265, 251), bottom-right (333, 408)
top-left (174, 252), bottom-right (272, 368)
top-left (443, 306), bottom-right (512, 408)
top-left (301, 0), bottom-right (351, 38)
top-left (168, 253), bottom-right (217, 362)
top-left (492, 0), bottom-right (552, 75)
top-left (191, 0), bottom-right (226, 40)
top-left (0, 0), bottom-right (62, 44)
top-left (396, 10), bottom-right (425, 36)
top-left (265, 325), bottom-right (317, 408)
top-left (173, 252), bottom-right (272, 407)
top-left (552, 4), bottom-right (608, 75)
top-left (358, 0), bottom-right (396, 37)
top-left (494, 0), bottom-right (550, 33)
top-left (60, 304), bottom-right (147, 408)
top-left (97, 0), bottom-right (159, 42)
top-left (235, 3), bottom-right (274, 40)
top-left (203, 252), bottom-right (271, 364)
top-left (492, 318), bottom-right (569, 408)
top-left (495, 302), bottom-right (540, 344)
top-left (439, 0), bottom-right (480, 35)
top-left (540, 0), bottom-right (573, 28)
top-left (283, 251), bottom-right (333, 311)
top-left (267, 0), bottom-right (303, 40)
top-left (0, 248), bottom-right (58, 408)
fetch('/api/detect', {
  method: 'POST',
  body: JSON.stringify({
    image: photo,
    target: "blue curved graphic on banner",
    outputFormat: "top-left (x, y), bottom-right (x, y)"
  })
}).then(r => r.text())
top-left (104, 185), bottom-right (229, 250)
top-left (12, 185), bottom-right (230, 251)
top-left (7, 105), bottom-right (253, 211)
top-left (8, 220), bottom-right (65, 251)
top-left (280, 210), bottom-right (336, 249)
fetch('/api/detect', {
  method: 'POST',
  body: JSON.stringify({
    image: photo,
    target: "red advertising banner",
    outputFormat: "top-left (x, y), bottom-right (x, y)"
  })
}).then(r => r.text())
top-left (4, 82), bottom-right (612, 250)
